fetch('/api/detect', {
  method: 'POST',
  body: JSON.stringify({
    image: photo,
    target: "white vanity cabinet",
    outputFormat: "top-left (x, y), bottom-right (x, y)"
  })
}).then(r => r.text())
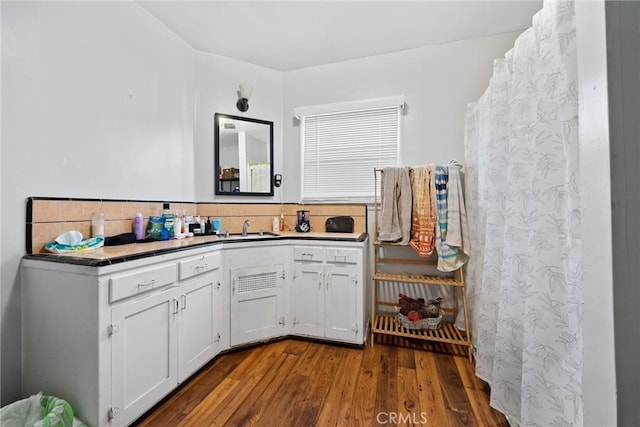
top-left (292, 244), bottom-right (366, 344)
top-left (110, 284), bottom-right (179, 424)
top-left (22, 246), bottom-right (225, 427)
top-left (176, 252), bottom-right (228, 380)
top-left (111, 256), bottom-right (227, 424)
top-left (21, 236), bottom-right (367, 426)
top-left (224, 243), bottom-right (288, 346)
top-left (291, 257), bottom-right (325, 338)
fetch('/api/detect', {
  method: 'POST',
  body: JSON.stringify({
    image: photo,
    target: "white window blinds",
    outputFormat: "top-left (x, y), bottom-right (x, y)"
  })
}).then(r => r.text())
top-left (300, 102), bottom-right (402, 201)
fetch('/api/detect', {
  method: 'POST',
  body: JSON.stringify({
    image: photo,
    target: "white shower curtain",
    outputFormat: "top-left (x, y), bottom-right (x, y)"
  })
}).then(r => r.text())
top-left (249, 163), bottom-right (270, 193)
top-left (464, 1), bottom-right (582, 424)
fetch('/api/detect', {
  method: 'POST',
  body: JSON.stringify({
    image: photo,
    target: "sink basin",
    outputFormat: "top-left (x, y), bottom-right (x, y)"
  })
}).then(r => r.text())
top-left (218, 231), bottom-right (280, 240)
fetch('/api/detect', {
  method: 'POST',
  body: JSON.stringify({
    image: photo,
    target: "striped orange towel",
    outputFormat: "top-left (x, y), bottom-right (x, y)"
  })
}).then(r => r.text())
top-left (409, 165), bottom-right (436, 257)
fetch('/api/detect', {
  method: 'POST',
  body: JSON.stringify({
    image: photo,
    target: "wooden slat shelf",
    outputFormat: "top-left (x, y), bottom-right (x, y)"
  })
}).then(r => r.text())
top-left (373, 271), bottom-right (464, 287)
top-left (372, 314), bottom-right (471, 347)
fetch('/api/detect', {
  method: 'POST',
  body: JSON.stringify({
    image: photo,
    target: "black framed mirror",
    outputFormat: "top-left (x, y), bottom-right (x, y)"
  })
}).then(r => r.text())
top-left (214, 113), bottom-right (274, 196)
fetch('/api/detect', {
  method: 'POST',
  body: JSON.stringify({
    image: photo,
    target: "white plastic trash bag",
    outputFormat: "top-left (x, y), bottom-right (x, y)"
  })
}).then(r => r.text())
top-left (0, 393), bottom-right (87, 427)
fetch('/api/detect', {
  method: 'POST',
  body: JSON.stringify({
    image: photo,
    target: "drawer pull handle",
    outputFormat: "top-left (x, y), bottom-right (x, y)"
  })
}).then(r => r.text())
top-left (334, 255), bottom-right (347, 262)
top-left (195, 263), bottom-right (209, 270)
top-left (137, 279), bottom-right (156, 289)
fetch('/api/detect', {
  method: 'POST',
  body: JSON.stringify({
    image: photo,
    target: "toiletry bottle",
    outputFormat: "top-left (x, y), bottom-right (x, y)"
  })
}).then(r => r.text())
top-left (182, 211), bottom-right (189, 234)
top-left (133, 213), bottom-right (144, 240)
top-left (193, 216), bottom-right (200, 234)
top-left (273, 216), bottom-right (280, 233)
top-left (280, 212), bottom-right (285, 231)
top-left (196, 216), bottom-right (205, 234)
top-left (91, 213), bottom-right (105, 238)
top-left (173, 215), bottom-right (182, 237)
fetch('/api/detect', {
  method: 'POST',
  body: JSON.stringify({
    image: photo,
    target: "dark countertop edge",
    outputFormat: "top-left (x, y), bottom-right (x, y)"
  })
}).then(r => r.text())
top-left (22, 233), bottom-right (368, 267)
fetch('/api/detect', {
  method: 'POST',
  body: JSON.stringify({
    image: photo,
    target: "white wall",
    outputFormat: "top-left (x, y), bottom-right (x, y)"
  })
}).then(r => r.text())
top-left (193, 51), bottom-right (283, 202)
top-left (575, 1), bottom-right (617, 425)
top-left (1, 1), bottom-right (197, 404)
top-left (282, 32), bottom-right (522, 201)
top-left (0, 2), bottom-right (285, 403)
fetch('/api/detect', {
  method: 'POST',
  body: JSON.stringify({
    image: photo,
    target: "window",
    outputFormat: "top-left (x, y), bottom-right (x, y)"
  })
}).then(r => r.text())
top-left (296, 96), bottom-right (403, 202)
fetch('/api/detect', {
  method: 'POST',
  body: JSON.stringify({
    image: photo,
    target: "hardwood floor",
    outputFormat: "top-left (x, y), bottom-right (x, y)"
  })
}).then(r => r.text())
top-left (135, 337), bottom-right (508, 427)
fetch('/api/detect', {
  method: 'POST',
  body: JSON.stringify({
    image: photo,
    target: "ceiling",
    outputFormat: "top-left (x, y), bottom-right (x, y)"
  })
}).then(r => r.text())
top-left (137, 1), bottom-right (542, 71)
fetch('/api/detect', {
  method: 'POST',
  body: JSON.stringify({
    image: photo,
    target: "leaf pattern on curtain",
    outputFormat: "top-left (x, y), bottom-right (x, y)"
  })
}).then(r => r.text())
top-left (463, 1), bottom-right (582, 425)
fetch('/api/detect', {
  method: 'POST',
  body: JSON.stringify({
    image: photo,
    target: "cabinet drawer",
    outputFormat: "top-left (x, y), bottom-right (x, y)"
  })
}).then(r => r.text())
top-left (326, 248), bottom-right (360, 264)
top-left (293, 247), bottom-right (325, 262)
top-left (109, 263), bottom-right (177, 303)
top-left (179, 252), bottom-right (221, 281)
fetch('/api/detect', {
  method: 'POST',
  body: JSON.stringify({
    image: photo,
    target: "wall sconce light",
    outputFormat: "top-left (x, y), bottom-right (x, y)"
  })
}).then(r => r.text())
top-left (236, 83), bottom-right (253, 112)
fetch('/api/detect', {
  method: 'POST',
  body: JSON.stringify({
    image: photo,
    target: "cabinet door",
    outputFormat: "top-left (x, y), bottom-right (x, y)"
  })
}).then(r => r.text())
top-left (230, 265), bottom-right (285, 346)
top-left (177, 270), bottom-right (221, 383)
top-left (324, 265), bottom-right (360, 343)
top-left (292, 264), bottom-right (325, 338)
top-left (111, 288), bottom-right (178, 425)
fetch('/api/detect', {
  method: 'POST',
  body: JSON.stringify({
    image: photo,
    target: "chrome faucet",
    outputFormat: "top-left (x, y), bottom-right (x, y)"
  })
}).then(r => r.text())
top-left (242, 219), bottom-right (251, 237)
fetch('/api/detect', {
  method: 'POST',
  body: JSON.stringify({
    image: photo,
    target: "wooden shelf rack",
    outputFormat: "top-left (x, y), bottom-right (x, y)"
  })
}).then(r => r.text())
top-left (370, 168), bottom-right (472, 361)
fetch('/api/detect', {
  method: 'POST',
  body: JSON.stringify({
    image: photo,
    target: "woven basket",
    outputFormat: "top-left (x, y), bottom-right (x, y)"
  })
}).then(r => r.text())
top-left (397, 313), bottom-right (442, 330)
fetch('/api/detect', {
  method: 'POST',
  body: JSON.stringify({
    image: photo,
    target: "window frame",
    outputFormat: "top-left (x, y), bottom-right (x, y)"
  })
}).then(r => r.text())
top-left (296, 96), bottom-right (404, 203)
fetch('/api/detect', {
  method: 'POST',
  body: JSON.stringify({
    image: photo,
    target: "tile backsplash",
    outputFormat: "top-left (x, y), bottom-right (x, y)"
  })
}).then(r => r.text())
top-left (26, 197), bottom-right (367, 254)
